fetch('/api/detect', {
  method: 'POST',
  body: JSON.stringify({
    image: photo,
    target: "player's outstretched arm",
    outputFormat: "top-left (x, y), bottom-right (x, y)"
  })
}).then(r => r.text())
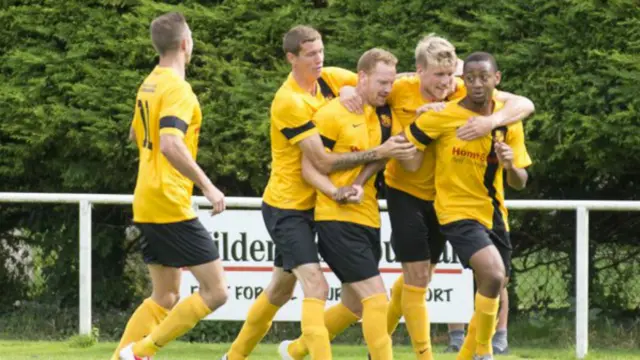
top-left (160, 134), bottom-right (226, 214)
top-left (129, 127), bottom-right (136, 142)
top-left (301, 153), bottom-right (359, 204)
top-left (298, 134), bottom-right (416, 174)
top-left (457, 92), bottom-right (535, 141)
top-left (492, 91), bottom-right (535, 127)
top-left (392, 132), bottom-right (425, 172)
top-left (353, 159), bottom-right (387, 187)
top-left (301, 152), bottom-right (338, 198)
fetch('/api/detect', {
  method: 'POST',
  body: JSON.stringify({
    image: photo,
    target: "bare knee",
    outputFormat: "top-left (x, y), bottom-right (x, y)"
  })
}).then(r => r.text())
top-left (299, 270), bottom-right (329, 300)
top-left (265, 271), bottom-right (297, 306)
top-left (343, 299), bottom-right (363, 318)
top-left (294, 265), bottom-right (328, 300)
top-left (199, 284), bottom-right (229, 310)
top-left (151, 290), bottom-right (180, 309)
top-left (402, 261), bottom-right (431, 288)
top-left (477, 268), bottom-right (505, 298)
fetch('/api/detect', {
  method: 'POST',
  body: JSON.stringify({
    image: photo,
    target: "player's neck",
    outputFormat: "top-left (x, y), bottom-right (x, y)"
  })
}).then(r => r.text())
top-left (292, 69), bottom-right (317, 95)
top-left (459, 96), bottom-right (494, 115)
top-left (355, 84), bottom-right (373, 109)
top-left (158, 56), bottom-right (186, 79)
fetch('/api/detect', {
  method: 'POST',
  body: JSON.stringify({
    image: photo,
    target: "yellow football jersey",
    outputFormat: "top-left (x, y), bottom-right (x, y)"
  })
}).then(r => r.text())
top-left (132, 66), bottom-right (202, 223)
top-left (384, 76), bottom-right (466, 201)
top-left (405, 99), bottom-right (532, 230)
top-left (262, 67), bottom-right (357, 210)
top-left (313, 100), bottom-right (399, 228)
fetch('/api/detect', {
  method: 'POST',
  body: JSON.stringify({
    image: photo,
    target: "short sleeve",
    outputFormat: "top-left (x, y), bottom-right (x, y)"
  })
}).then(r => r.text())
top-left (271, 94), bottom-right (318, 145)
top-left (404, 113), bottom-right (444, 151)
top-left (312, 106), bottom-right (340, 152)
top-left (505, 122), bottom-right (532, 169)
top-left (321, 67), bottom-right (358, 93)
top-left (387, 76), bottom-right (413, 107)
top-left (159, 84), bottom-right (196, 138)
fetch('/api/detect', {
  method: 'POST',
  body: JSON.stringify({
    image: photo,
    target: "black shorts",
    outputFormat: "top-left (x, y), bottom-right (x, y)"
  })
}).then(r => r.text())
top-left (136, 218), bottom-right (219, 268)
top-left (262, 202), bottom-right (319, 272)
top-left (440, 219), bottom-right (512, 275)
top-left (387, 186), bottom-right (445, 264)
top-left (316, 221), bottom-right (381, 284)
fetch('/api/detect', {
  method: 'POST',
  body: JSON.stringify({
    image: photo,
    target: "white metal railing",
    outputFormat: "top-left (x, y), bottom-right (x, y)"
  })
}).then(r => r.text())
top-left (1, 192), bottom-right (640, 359)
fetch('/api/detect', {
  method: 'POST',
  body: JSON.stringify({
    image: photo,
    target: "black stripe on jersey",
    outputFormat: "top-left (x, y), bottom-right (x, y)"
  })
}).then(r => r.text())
top-left (484, 126), bottom-right (508, 229)
top-left (409, 123), bottom-right (434, 146)
top-left (160, 116), bottom-right (188, 134)
top-left (317, 77), bottom-right (336, 99)
top-left (374, 104), bottom-right (393, 199)
top-left (321, 135), bottom-right (336, 150)
top-left (375, 104), bottom-right (392, 144)
top-left (281, 120), bottom-right (315, 140)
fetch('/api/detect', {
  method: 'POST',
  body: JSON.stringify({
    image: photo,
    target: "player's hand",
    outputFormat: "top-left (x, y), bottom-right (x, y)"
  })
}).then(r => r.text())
top-left (332, 186), bottom-right (356, 204)
top-left (339, 86), bottom-right (364, 114)
top-left (344, 184), bottom-right (364, 204)
top-left (379, 135), bottom-right (417, 160)
top-left (495, 141), bottom-right (514, 170)
top-left (332, 185), bottom-right (364, 204)
top-left (416, 102), bottom-right (446, 115)
top-left (204, 186), bottom-right (226, 215)
top-left (457, 115), bottom-right (497, 141)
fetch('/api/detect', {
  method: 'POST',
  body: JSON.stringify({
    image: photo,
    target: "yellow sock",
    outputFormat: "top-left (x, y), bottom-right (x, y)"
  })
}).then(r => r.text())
top-left (362, 294), bottom-right (392, 360)
top-left (227, 292), bottom-right (280, 360)
top-left (456, 314), bottom-right (476, 360)
top-left (402, 284), bottom-right (432, 360)
top-left (110, 298), bottom-right (169, 360)
top-left (301, 298), bottom-right (331, 359)
top-left (475, 293), bottom-right (500, 356)
top-left (133, 292), bottom-right (211, 357)
top-left (386, 275), bottom-right (404, 335)
top-left (288, 302), bottom-right (360, 359)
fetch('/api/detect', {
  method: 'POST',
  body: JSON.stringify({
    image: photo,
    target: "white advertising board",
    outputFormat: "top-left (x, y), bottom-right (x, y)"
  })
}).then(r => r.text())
top-left (179, 210), bottom-right (474, 323)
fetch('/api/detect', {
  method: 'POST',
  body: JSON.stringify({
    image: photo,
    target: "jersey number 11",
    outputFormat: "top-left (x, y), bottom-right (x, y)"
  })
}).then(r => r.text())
top-left (137, 100), bottom-right (152, 150)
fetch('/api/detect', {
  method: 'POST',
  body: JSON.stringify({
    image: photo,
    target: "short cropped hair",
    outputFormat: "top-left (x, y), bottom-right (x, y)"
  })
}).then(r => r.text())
top-left (463, 51), bottom-right (499, 72)
top-left (150, 12), bottom-right (188, 56)
top-left (414, 33), bottom-right (457, 69)
top-left (357, 48), bottom-right (398, 73)
top-left (283, 25), bottom-right (322, 55)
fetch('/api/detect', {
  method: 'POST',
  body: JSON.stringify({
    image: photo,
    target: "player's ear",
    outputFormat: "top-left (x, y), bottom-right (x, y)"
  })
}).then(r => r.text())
top-left (495, 71), bottom-right (502, 86)
top-left (357, 70), bottom-right (368, 86)
top-left (286, 52), bottom-right (296, 65)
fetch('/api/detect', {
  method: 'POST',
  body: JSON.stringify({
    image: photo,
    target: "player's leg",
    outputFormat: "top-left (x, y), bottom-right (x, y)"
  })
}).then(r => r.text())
top-left (111, 225), bottom-right (180, 360)
top-left (110, 262), bottom-right (177, 360)
top-left (350, 274), bottom-right (392, 360)
top-left (490, 231), bottom-right (512, 357)
top-left (322, 222), bottom-right (392, 360)
top-left (385, 187), bottom-right (431, 336)
top-left (446, 323), bottom-right (466, 353)
top-left (389, 188), bottom-right (437, 359)
top-left (225, 203), bottom-right (310, 360)
top-left (288, 262), bottom-right (331, 359)
top-left (126, 219), bottom-right (227, 358)
top-left (386, 273), bottom-right (404, 334)
top-left (283, 283), bottom-right (362, 359)
top-left (443, 220), bottom-right (507, 360)
top-left (492, 285), bottom-right (509, 354)
top-left (227, 267), bottom-right (296, 360)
